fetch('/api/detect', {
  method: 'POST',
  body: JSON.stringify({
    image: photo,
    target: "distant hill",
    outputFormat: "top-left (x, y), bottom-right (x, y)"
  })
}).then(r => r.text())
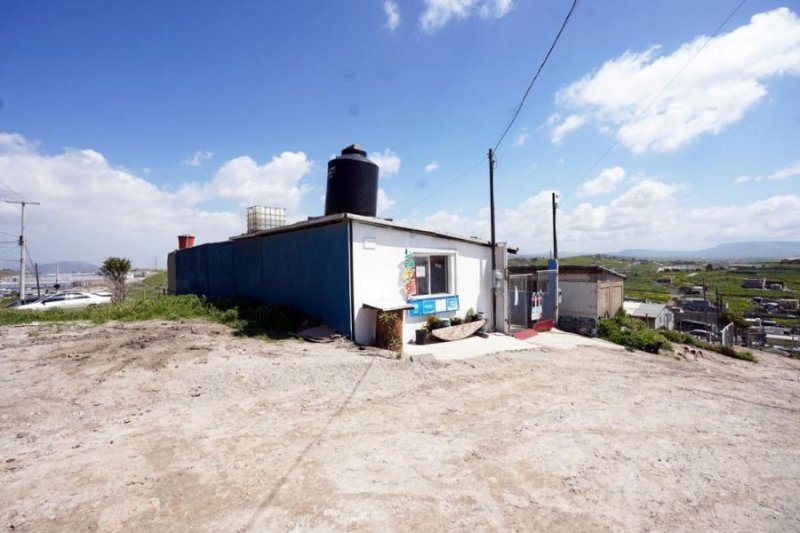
top-left (35, 262), bottom-right (100, 275)
top-left (612, 241), bottom-right (800, 260)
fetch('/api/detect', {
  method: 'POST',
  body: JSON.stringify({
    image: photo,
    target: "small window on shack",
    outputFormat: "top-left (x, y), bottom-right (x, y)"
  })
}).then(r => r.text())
top-left (413, 254), bottom-right (451, 296)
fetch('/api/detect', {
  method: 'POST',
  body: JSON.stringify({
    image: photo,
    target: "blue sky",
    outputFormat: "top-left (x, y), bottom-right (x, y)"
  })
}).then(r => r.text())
top-left (1, 0), bottom-right (799, 266)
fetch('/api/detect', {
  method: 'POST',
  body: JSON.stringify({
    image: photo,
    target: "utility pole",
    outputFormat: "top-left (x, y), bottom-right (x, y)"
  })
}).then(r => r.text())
top-left (488, 148), bottom-right (497, 332)
top-left (552, 193), bottom-right (558, 260)
top-left (6, 200), bottom-right (40, 300)
top-left (550, 192), bottom-right (560, 325)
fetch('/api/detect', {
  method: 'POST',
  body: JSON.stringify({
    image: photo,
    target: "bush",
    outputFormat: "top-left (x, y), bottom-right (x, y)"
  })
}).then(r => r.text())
top-left (598, 313), bottom-right (672, 354)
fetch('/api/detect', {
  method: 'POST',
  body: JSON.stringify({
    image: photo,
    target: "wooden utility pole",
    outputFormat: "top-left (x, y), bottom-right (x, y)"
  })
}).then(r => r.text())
top-left (5, 200), bottom-right (40, 299)
top-left (488, 148), bottom-right (497, 332)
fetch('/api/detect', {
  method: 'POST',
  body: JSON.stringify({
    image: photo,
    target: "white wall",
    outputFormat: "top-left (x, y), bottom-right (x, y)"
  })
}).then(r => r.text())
top-left (351, 221), bottom-right (494, 345)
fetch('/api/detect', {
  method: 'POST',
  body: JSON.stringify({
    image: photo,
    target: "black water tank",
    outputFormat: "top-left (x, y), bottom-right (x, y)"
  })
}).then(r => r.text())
top-left (325, 144), bottom-right (379, 217)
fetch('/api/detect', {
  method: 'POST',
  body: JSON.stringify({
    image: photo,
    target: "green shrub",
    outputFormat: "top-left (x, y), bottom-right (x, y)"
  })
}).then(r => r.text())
top-left (598, 313), bottom-right (672, 354)
top-left (0, 293), bottom-right (315, 339)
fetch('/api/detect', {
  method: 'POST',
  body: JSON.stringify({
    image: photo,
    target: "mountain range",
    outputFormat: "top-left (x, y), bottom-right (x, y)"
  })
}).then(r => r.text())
top-left (610, 241), bottom-right (800, 260)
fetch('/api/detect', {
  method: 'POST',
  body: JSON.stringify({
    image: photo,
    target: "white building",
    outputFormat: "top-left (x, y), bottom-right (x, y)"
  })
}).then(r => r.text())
top-left (170, 213), bottom-right (509, 345)
top-left (623, 301), bottom-right (674, 330)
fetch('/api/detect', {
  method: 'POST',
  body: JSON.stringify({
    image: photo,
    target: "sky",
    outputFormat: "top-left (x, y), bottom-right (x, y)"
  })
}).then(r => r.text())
top-left (1, 0), bottom-right (799, 267)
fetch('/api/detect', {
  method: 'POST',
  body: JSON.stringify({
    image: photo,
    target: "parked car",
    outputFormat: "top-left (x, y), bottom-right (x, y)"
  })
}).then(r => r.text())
top-left (687, 329), bottom-right (711, 341)
top-left (5, 296), bottom-right (47, 308)
top-left (10, 292), bottom-right (112, 310)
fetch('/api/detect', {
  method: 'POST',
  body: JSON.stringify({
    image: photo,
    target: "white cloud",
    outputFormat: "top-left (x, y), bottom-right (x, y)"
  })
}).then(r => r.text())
top-left (420, 0), bottom-right (513, 32)
top-left (479, 0), bottom-right (513, 19)
top-left (189, 152), bottom-right (313, 210)
top-left (398, 176), bottom-right (800, 254)
top-left (377, 188), bottom-right (395, 215)
top-left (0, 132), bottom-right (313, 266)
top-left (550, 114), bottom-right (587, 144)
top-left (370, 148), bottom-right (401, 177)
top-left (577, 166), bottom-right (626, 197)
top-left (0, 132), bottom-right (35, 153)
top-left (735, 161), bottom-right (800, 184)
top-left (182, 150), bottom-right (214, 166)
top-left (512, 127), bottom-right (530, 147)
top-left (425, 161), bottom-right (440, 173)
top-left (383, 1), bottom-right (400, 32)
top-left (552, 7), bottom-right (800, 153)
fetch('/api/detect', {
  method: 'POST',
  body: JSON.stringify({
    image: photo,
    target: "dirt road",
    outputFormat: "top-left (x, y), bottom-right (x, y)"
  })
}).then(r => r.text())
top-left (1, 320), bottom-right (799, 531)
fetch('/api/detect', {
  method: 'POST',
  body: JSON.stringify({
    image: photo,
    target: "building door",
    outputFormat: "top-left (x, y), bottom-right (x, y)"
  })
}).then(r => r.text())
top-left (508, 274), bottom-right (534, 330)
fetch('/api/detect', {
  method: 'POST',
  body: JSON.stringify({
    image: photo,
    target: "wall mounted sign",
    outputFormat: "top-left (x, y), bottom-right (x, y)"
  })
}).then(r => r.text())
top-left (531, 290), bottom-right (544, 321)
top-left (407, 295), bottom-right (459, 317)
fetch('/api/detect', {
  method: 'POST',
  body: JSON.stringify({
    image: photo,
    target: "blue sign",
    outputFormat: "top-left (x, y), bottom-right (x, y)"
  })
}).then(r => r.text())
top-left (407, 295), bottom-right (460, 317)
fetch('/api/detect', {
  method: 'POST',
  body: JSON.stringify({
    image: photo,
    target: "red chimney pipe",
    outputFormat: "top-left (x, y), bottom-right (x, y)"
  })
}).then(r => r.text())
top-left (178, 234), bottom-right (195, 250)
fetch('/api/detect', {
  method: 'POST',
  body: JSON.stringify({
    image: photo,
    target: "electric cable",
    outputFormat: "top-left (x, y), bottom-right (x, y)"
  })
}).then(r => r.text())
top-left (560, 0), bottom-right (748, 202)
top-left (493, 0), bottom-right (580, 153)
top-left (392, 157), bottom-right (485, 220)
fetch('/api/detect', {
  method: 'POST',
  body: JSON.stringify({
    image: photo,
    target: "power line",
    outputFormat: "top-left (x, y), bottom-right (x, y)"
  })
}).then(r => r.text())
top-left (0, 178), bottom-right (27, 202)
top-left (561, 0), bottom-right (747, 201)
top-left (392, 158), bottom-right (485, 220)
top-left (493, 0), bottom-right (580, 153)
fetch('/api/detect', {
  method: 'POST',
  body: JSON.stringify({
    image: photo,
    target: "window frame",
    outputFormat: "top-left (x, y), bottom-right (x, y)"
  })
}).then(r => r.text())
top-left (409, 250), bottom-right (456, 299)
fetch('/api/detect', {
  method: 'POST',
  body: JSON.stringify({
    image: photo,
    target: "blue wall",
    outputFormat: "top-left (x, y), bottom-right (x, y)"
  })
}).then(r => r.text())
top-left (174, 222), bottom-right (352, 336)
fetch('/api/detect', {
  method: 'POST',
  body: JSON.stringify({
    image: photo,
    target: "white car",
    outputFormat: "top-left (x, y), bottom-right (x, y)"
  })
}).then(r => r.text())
top-left (11, 292), bottom-right (113, 310)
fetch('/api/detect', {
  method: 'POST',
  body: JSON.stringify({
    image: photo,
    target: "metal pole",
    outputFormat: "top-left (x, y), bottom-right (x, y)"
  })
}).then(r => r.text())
top-left (34, 263), bottom-right (41, 298)
top-left (6, 200), bottom-right (40, 300)
top-left (18, 202), bottom-right (25, 299)
top-left (488, 148), bottom-right (497, 332)
top-left (552, 192), bottom-right (558, 260)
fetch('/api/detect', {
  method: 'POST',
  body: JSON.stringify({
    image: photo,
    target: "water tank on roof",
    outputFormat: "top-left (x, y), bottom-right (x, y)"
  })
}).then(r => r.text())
top-left (324, 144), bottom-right (379, 217)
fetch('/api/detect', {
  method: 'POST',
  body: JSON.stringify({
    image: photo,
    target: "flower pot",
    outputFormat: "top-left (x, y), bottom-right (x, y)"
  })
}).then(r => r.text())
top-left (415, 329), bottom-right (429, 345)
top-left (375, 310), bottom-right (404, 352)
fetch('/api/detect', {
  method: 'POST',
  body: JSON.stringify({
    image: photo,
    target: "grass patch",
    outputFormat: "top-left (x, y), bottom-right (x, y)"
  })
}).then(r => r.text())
top-left (599, 312), bottom-right (757, 362)
top-left (658, 329), bottom-right (758, 363)
top-left (598, 313), bottom-right (673, 354)
top-left (0, 293), bottom-right (316, 339)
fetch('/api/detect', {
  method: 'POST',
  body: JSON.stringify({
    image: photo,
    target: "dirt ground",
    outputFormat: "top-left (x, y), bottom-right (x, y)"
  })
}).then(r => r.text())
top-left (1, 320), bottom-right (799, 532)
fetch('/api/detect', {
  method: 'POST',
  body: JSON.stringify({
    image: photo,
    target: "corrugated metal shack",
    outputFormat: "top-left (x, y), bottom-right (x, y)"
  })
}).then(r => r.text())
top-left (508, 264), bottom-right (625, 335)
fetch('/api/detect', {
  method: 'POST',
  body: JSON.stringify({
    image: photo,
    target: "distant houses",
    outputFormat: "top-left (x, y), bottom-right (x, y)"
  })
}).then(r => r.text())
top-left (623, 301), bottom-right (674, 330)
top-left (742, 278), bottom-right (786, 290)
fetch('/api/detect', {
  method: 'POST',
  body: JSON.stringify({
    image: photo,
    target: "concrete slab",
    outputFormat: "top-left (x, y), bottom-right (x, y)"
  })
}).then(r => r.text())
top-left (403, 333), bottom-right (533, 361)
top-left (524, 328), bottom-right (626, 351)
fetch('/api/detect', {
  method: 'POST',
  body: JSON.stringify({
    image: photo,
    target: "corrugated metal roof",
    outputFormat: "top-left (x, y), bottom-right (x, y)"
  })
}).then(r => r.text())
top-left (623, 301), bottom-right (669, 317)
top-left (507, 264), bottom-right (627, 279)
top-left (229, 212), bottom-right (500, 248)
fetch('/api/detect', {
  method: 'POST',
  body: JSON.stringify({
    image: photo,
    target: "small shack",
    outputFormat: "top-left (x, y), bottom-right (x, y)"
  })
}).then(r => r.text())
top-left (168, 145), bottom-right (510, 346)
top-left (507, 264), bottom-right (625, 334)
top-left (623, 301), bottom-right (674, 330)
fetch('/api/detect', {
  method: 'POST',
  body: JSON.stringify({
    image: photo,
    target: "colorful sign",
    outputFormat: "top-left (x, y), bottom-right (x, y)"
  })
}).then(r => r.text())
top-left (531, 290), bottom-right (544, 321)
top-left (402, 249), bottom-right (416, 296)
top-left (407, 295), bottom-right (459, 317)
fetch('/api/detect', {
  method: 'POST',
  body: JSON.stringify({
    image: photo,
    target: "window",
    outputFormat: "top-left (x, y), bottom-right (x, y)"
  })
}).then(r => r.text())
top-left (66, 294), bottom-right (89, 300)
top-left (413, 254), bottom-right (451, 296)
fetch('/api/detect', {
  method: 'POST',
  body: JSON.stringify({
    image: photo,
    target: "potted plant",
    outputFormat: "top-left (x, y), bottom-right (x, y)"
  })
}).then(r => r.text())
top-left (450, 316), bottom-right (463, 326)
top-left (415, 325), bottom-right (429, 345)
top-left (376, 311), bottom-right (403, 352)
top-left (426, 315), bottom-right (442, 332)
top-left (464, 308), bottom-right (478, 322)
